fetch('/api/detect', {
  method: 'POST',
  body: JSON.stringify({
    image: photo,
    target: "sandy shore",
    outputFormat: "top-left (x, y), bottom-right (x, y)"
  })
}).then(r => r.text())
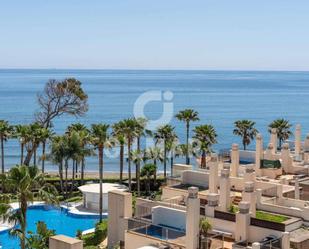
top-left (45, 171), bottom-right (126, 179)
top-left (45, 171), bottom-right (164, 179)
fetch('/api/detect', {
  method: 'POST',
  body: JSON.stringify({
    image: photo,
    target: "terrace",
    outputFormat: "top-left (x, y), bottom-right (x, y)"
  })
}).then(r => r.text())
top-left (127, 218), bottom-right (186, 248)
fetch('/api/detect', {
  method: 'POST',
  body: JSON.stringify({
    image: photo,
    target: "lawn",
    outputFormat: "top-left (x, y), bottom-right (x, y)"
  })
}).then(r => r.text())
top-left (256, 210), bottom-right (289, 223)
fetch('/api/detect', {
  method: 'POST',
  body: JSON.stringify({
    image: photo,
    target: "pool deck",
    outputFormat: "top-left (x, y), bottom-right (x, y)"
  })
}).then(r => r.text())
top-left (62, 203), bottom-right (107, 218)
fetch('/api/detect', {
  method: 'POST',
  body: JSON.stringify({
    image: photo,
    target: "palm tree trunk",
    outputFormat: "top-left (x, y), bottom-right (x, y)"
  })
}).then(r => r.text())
top-left (201, 150), bottom-right (206, 168)
top-left (163, 141), bottom-right (167, 181)
top-left (42, 141), bottom-right (46, 173)
top-left (243, 132), bottom-right (247, 150)
top-left (20, 196), bottom-right (27, 249)
top-left (1, 137), bottom-right (4, 174)
top-left (33, 146), bottom-right (37, 166)
top-left (65, 159), bottom-right (68, 198)
top-left (170, 153), bottom-right (174, 177)
top-left (20, 143), bottom-right (24, 165)
top-left (75, 161), bottom-right (78, 178)
top-left (81, 157), bottom-right (85, 185)
top-left (128, 141), bottom-right (132, 191)
top-left (153, 159), bottom-right (157, 187)
top-left (120, 144), bottom-right (124, 183)
top-left (137, 137), bottom-right (141, 195)
top-left (70, 160), bottom-right (76, 194)
top-left (136, 162), bottom-right (140, 196)
top-left (59, 161), bottom-right (64, 194)
top-left (147, 174), bottom-right (150, 194)
top-left (186, 122), bottom-right (190, 165)
top-left (23, 149), bottom-right (33, 166)
top-left (99, 146), bottom-right (104, 222)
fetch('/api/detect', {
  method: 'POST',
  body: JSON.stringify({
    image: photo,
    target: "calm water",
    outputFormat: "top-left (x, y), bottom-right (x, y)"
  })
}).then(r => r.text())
top-left (0, 206), bottom-right (99, 249)
top-left (0, 69), bottom-right (309, 172)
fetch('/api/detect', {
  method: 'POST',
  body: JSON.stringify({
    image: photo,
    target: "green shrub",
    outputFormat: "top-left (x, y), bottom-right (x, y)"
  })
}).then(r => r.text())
top-left (66, 196), bottom-right (83, 203)
top-left (82, 220), bottom-right (108, 246)
top-left (76, 229), bottom-right (83, 240)
top-left (228, 205), bottom-right (239, 214)
top-left (57, 195), bottom-right (65, 201)
top-left (256, 210), bottom-right (289, 223)
top-left (84, 246), bottom-right (98, 249)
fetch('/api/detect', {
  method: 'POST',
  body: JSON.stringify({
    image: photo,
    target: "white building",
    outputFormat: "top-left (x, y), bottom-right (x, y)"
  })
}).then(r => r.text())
top-left (78, 183), bottom-right (127, 211)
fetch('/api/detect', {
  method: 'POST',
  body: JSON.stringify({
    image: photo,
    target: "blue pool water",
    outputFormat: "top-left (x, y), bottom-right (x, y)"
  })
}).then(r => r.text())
top-left (135, 224), bottom-right (185, 240)
top-left (0, 205), bottom-right (99, 249)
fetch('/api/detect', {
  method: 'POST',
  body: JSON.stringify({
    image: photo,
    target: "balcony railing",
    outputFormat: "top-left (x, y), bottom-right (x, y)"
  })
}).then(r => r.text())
top-left (127, 218), bottom-right (186, 247)
top-left (250, 218), bottom-right (285, 232)
top-left (214, 210), bottom-right (236, 222)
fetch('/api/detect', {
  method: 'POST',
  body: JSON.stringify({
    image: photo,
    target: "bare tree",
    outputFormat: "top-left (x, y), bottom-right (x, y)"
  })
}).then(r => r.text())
top-left (23, 78), bottom-right (88, 165)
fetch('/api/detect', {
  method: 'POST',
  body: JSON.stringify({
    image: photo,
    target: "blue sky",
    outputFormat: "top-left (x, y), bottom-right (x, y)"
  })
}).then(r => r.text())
top-left (0, 0), bottom-right (309, 70)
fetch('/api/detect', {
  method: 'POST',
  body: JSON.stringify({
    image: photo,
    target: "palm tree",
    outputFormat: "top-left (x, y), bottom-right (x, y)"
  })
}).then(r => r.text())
top-left (175, 109), bottom-right (199, 165)
top-left (145, 146), bottom-right (164, 185)
top-left (133, 118), bottom-right (149, 188)
top-left (0, 193), bottom-right (11, 220)
top-left (133, 117), bottom-right (149, 151)
top-left (66, 123), bottom-right (91, 184)
top-left (39, 127), bottom-right (53, 173)
top-left (130, 149), bottom-right (144, 196)
top-left (268, 119), bottom-right (293, 149)
top-left (112, 121), bottom-right (127, 184)
top-left (193, 125), bottom-right (217, 168)
top-left (154, 124), bottom-right (177, 181)
top-left (233, 120), bottom-right (258, 150)
top-left (199, 217), bottom-right (212, 249)
top-left (47, 135), bottom-right (67, 194)
top-left (166, 135), bottom-right (179, 177)
top-left (26, 221), bottom-right (55, 249)
top-left (23, 123), bottom-right (43, 166)
top-left (2, 165), bottom-right (58, 249)
top-left (141, 163), bottom-right (157, 194)
top-left (121, 118), bottom-right (137, 191)
top-left (175, 143), bottom-right (197, 162)
top-left (56, 132), bottom-right (80, 198)
top-left (91, 123), bottom-right (112, 222)
top-left (14, 124), bottom-right (29, 165)
top-left (0, 120), bottom-right (13, 173)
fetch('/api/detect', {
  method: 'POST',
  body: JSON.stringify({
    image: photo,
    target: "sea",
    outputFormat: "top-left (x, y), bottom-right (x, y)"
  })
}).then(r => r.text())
top-left (0, 69), bottom-right (309, 173)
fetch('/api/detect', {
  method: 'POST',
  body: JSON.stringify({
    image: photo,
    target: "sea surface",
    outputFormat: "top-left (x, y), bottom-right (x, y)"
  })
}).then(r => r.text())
top-left (0, 69), bottom-right (309, 173)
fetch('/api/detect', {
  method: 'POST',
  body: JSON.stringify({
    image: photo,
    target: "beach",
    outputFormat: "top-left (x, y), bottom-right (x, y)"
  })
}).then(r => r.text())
top-left (46, 171), bottom-right (128, 179)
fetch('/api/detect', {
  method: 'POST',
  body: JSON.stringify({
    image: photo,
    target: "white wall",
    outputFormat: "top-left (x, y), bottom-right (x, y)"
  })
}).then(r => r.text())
top-left (84, 192), bottom-right (108, 211)
top-left (173, 164), bottom-right (192, 178)
top-left (162, 187), bottom-right (188, 200)
top-left (182, 170), bottom-right (209, 187)
top-left (208, 217), bottom-right (235, 235)
top-left (259, 197), bottom-right (309, 222)
top-left (248, 225), bottom-right (282, 242)
top-left (125, 231), bottom-right (161, 249)
top-left (152, 206), bottom-right (186, 231)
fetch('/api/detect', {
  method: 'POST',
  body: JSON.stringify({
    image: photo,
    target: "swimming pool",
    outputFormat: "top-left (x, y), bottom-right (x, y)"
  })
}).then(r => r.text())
top-left (0, 205), bottom-right (100, 249)
top-left (134, 224), bottom-right (185, 240)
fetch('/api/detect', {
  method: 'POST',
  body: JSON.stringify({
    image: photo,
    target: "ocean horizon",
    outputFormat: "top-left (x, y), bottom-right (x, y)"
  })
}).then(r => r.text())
top-left (1, 69), bottom-right (309, 173)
